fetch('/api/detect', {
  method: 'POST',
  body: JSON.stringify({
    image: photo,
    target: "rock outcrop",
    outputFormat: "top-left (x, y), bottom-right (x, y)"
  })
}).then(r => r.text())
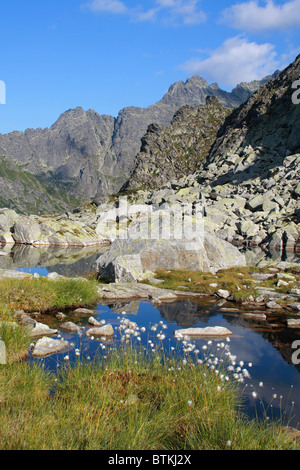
top-left (0, 206), bottom-right (109, 247)
top-left (121, 96), bottom-right (232, 192)
top-left (95, 203), bottom-right (246, 282)
top-left (119, 54), bottom-right (300, 257)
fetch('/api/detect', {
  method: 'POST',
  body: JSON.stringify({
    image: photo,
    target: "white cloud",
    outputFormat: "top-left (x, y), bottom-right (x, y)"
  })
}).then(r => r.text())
top-left (179, 36), bottom-right (280, 87)
top-left (221, 0), bottom-right (300, 33)
top-left (83, 0), bottom-right (206, 25)
top-left (85, 0), bottom-right (127, 14)
top-left (155, 0), bottom-right (206, 25)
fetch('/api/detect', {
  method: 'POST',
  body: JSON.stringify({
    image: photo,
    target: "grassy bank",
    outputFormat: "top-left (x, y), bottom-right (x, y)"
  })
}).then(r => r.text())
top-left (0, 276), bottom-right (99, 317)
top-left (0, 276), bottom-right (99, 362)
top-left (0, 346), bottom-right (299, 450)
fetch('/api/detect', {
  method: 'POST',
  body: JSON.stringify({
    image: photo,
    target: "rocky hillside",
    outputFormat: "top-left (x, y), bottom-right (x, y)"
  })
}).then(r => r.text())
top-left (120, 54), bottom-right (300, 257)
top-left (0, 156), bottom-right (80, 215)
top-left (121, 96), bottom-right (232, 192)
top-left (0, 74), bottom-right (276, 214)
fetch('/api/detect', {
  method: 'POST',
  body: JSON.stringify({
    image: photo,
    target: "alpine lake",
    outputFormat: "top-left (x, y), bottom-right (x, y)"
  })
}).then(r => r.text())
top-left (2, 243), bottom-right (300, 427)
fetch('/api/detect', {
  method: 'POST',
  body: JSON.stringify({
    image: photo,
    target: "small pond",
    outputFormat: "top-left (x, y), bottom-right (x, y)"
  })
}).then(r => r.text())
top-left (2, 243), bottom-right (300, 427)
top-left (27, 297), bottom-right (300, 428)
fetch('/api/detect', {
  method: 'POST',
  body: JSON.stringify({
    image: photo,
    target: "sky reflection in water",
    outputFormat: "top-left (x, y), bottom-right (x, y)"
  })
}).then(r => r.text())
top-left (29, 297), bottom-right (300, 428)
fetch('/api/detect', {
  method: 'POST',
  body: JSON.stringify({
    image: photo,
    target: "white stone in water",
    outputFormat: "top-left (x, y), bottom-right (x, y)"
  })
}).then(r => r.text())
top-left (86, 324), bottom-right (114, 337)
top-left (73, 308), bottom-right (95, 316)
top-left (88, 317), bottom-right (102, 326)
top-left (174, 326), bottom-right (232, 338)
top-left (60, 321), bottom-right (81, 333)
top-left (29, 322), bottom-right (58, 338)
top-left (32, 337), bottom-right (69, 357)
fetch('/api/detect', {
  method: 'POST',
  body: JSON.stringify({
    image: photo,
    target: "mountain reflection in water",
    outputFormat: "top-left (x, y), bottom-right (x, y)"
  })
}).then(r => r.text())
top-left (28, 295), bottom-right (300, 428)
top-left (0, 244), bottom-right (109, 277)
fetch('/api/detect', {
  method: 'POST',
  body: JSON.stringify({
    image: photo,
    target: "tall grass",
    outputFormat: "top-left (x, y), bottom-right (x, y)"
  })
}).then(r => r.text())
top-left (0, 277), bottom-right (99, 315)
top-left (0, 345), bottom-right (298, 450)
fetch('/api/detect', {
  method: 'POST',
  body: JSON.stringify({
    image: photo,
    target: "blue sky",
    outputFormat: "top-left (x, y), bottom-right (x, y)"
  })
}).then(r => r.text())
top-left (0, 0), bottom-right (299, 134)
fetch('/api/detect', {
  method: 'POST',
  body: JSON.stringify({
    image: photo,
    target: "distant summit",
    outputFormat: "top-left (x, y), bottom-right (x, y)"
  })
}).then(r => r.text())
top-left (0, 72), bottom-right (278, 214)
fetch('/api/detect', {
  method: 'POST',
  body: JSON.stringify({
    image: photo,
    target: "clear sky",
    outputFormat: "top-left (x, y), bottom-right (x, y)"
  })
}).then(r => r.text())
top-left (0, 0), bottom-right (299, 134)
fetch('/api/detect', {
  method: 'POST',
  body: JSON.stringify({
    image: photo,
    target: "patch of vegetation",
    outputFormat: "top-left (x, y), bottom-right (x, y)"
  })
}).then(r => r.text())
top-left (0, 346), bottom-right (298, 450)
top-left (0, 277), bottom-right (99, 316)
top-left (144, 265), bottom-right (300, 302)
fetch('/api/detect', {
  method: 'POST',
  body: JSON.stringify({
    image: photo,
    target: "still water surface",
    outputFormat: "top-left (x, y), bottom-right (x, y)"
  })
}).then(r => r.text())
top-left (2, 244), bottom-right (300, 427)
top-left (28, 297), bottom-right (300, 428)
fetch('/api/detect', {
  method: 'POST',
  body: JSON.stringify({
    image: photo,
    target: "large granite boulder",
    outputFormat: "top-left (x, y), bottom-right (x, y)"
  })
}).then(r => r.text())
top-left (95, 229), bottom-right (246, 283)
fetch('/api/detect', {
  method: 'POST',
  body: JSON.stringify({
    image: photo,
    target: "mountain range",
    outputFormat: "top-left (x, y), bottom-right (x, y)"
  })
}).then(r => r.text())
top-left (0, 72), bottom-right (278, 214)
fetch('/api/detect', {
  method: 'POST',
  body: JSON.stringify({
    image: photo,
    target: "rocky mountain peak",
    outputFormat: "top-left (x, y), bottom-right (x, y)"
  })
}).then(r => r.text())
top-left (0, 69), bottom-right (280, 214)
top-left (208, 54), bottom-right (300, 164)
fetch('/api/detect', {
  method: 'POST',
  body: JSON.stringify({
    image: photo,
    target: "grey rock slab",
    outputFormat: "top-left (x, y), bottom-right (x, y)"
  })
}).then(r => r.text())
top-left (85, 324), bottom-right (114, 337)
top-left (251, 273), bottom-right (275, 281)
top-left (97, 283), bottom-right (179, 301)
top-left (88, 317), bottom-right (102, 326)
top-left (32, 337), bottom-right (70, 357)
top-left (241, 312), bottom-right (267, 321)
top-left (29, 322), bottom-right (58, 338)
top-left (60, 321), bottom-right (81, 333)
top-left (266, 301), bottom-right (283, 309)
top-left (0, 269), bottom-right (31, 280)
top-left (73, 308), bottom-right (96, 316)
top-left (174, 326), bottom-right (232, 338)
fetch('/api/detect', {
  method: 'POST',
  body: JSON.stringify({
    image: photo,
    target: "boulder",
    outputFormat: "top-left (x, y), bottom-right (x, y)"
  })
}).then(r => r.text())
top-left (95, 229), bottom-right (246, 283)
top-left (88, 317), bottom-right (102, 326)
top-left (13, 217), bottom-right (42, 245)
top-left (60, 322), bottom-right (81, 333)
top-left (174, 326), bottom-right (232, 338)
top-left (217, 289), bottom-right (231, 299)
top-left (28, 322), bottom-right (58, 338)
top-left (32, 337), bottom-right (69, 357)
top-left (85, 324), bottom-right (114, 337)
